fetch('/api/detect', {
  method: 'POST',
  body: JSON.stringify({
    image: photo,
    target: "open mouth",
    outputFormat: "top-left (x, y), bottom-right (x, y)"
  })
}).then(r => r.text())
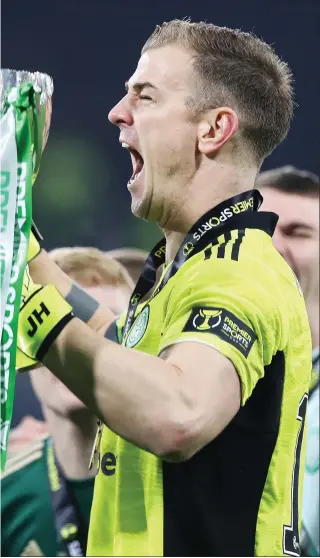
top-left (122, 143), bottom-right (144, 186)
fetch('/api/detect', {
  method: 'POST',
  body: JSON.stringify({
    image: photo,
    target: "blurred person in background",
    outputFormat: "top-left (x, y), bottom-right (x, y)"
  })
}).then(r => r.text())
top-left (1, 247), bottom-right (133, 558)
top-left (106, 247), bottom-right (148, 283)
top-left (257, 166), bottom-right (319, 556)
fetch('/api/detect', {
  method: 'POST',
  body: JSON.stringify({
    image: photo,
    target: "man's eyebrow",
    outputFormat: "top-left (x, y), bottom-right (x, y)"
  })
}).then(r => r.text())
top-left (125, 81), bottom-right (157, 93)
top-left (285, 222), bottom-right (315, 231)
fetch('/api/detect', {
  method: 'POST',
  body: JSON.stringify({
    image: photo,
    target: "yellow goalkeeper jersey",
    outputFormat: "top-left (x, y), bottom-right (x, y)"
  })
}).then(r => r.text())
top-left (87, 191), bottom-right (312, 557)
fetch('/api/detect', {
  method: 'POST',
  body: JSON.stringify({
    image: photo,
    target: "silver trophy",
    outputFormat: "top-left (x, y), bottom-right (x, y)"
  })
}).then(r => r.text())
top-left (0, 69), bottom-right (54, 182)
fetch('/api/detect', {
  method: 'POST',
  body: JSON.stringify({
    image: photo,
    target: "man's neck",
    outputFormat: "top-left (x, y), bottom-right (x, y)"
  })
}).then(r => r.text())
top-left (164, 230), bottom-right (186, 263)
top-left (163, 165), bottom-right (257, 262)
top-left (43, 405), bottom-right (97, 479)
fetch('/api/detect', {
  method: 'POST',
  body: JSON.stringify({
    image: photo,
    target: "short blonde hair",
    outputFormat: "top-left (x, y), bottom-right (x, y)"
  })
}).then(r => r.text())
top-left (143, 20), bottom-right (294, 164)
top-left (49, 246), bottom-right (134, 291)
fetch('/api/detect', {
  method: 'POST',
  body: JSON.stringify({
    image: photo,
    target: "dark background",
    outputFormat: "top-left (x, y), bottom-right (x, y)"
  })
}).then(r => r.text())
top-left (2, 0), bottom-right (318, 424)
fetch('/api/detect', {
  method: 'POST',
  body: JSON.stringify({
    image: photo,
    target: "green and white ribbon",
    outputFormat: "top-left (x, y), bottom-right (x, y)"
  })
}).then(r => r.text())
top-left (0, 107), bottom-right (17, 332)
top-left (0, 84), bottom-right (39, 470)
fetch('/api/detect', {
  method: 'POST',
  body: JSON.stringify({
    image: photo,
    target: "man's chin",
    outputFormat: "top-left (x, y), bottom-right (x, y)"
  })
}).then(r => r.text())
top-left (131, 191), bottom-right (152, 221)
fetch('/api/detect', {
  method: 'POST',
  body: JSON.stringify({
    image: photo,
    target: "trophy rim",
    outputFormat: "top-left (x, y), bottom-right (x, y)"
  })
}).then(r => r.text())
top-left (0, 68), bottom-right (54, 106)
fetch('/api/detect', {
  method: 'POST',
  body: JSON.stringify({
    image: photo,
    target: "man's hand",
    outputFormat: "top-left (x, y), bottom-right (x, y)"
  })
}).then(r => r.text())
top-left (18, 267), bottom-right (74, 363)
top-left (27, 223), bottom-right (115, 334)
top-left (28, 249), bottom-right (114, 334)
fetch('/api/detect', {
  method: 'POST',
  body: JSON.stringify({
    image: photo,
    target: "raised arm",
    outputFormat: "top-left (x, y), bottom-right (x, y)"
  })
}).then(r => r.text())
top-left (43, 317), bottom-right (240, 462)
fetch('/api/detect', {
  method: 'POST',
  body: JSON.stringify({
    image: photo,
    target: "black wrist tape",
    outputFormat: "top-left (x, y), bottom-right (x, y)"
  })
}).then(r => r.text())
top-left (65, 283), bottom-right (99, 323)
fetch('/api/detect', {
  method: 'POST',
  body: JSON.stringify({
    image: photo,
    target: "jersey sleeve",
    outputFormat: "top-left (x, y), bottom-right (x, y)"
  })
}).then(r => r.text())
top-left (159, 257), bottom-right (283, 405)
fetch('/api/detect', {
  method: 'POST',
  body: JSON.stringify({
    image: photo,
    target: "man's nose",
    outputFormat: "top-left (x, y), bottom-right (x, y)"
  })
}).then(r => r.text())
top-left (108, 96), bottom-right (133, 127)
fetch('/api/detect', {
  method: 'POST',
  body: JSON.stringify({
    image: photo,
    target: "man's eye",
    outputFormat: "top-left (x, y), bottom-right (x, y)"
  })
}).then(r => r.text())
top-left (139, 95), bottom-right (152, 101)
top-left (289, 229), bottom-right (312, 239)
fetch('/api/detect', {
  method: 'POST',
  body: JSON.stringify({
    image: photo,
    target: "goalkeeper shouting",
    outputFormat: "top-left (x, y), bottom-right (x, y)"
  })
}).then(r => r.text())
top-left (18, 20), bottom-right (312, 557)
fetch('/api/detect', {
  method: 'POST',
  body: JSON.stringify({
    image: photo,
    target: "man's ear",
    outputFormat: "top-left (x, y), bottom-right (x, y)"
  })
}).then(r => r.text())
top-left (197, 107), bottom-right (239, 156)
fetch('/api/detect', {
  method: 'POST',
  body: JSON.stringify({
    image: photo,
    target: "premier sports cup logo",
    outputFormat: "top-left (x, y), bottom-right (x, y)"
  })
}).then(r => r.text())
top-left (183, 306), bottom-right (257, 358)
